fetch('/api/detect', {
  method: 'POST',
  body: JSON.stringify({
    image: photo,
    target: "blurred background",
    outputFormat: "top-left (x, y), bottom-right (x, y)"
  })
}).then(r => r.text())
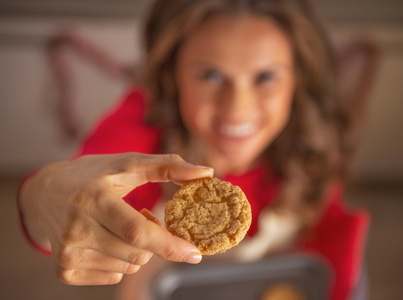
top-left (0, 0), bottom-right (402, 299)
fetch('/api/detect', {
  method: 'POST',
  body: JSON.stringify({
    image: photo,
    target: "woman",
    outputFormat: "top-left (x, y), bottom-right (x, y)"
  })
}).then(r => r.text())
top-left (17, 1), bottom-right (369, 299)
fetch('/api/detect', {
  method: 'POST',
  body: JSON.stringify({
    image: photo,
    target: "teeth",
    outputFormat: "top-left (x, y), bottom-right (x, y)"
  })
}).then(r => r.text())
top-left (220, 122), bottom-right (256, 138)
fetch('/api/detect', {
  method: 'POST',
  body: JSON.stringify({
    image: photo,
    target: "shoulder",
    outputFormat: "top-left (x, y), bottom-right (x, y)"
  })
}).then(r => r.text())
top-left (114, 87), bottom-right (149, 119)
top-left (75, 86), bottom-right (162, 156)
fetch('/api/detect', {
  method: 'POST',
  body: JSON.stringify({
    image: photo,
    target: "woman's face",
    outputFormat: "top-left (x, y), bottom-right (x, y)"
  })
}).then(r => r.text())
top-left (176, 14), bottom-right (296, 176)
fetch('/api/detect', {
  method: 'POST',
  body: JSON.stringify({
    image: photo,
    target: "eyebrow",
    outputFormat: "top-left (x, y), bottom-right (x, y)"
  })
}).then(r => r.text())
top-left (188, 60), bottom-right (293, 72)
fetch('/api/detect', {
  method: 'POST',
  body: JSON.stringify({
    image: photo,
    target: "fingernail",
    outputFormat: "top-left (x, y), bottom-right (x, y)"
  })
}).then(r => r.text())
top-left (196, 166), bottom-right (214, 176)
top-left (185, 250), bottom-right (202, 264)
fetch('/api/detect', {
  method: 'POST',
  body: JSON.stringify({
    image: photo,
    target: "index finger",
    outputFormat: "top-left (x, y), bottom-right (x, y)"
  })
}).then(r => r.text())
top-left (106, 153), bottom-right (214, 195)
top-left (141, 153), bottom-right (214, 185)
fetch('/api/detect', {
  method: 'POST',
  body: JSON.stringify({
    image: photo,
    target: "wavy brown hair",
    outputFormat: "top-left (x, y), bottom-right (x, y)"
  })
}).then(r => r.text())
top-left (142, 0), bottom-right (351, 228)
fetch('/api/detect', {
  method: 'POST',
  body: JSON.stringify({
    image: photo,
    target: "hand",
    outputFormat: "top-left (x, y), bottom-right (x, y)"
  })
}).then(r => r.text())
top-left (19, 153), bottom-right (214, 285)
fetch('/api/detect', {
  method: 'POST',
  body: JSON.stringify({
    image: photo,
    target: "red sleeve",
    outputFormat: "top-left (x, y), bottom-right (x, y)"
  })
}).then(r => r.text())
top-left (301, 182), bottom-right (370, 300)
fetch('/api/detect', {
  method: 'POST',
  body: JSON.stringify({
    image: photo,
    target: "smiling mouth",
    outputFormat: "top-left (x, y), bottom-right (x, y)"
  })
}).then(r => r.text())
top-left (219, 122), bottom-right (257, 138)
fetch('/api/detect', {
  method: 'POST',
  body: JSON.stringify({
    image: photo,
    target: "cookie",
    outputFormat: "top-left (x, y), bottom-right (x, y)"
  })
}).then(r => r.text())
top-left (164, 177), bottom-right (252, 255)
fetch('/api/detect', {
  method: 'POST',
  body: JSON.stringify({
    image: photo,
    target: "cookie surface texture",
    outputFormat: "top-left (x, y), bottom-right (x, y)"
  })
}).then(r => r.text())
top-left (164, 177), bottom-right (252, 255)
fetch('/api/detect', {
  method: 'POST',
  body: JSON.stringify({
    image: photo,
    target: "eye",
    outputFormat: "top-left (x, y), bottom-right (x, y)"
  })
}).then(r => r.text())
top-left (255, 71), bottom-right (275, 84)
top-left (201, 70), bottom-right (223, 83)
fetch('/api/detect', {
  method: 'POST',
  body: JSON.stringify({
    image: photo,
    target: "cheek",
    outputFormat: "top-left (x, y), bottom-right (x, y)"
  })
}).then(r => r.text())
top-left (177, 78), bottom-right (217, 135)
top-left (178, 93), bottom-right (211, 136)
top-left (276, 97), bottom-right (293, 130)
top-left (274, 101), bottom-right (293, 135)
top-left (274, 77), bottom-right (295, 123)
top-left (261, 86), bottom-right (294, 136)
top-left (177, 78), bottom-right (198, 130)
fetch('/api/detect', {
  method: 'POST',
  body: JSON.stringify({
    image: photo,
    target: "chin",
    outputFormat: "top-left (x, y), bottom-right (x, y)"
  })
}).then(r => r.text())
top-left (219, 152), bottom-right (259, 173)
top-left (203, 136), bottom-right (267, 174)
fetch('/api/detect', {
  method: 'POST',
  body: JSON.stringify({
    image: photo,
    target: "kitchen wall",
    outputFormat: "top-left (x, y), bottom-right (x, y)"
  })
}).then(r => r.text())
top-left (318, 0), bottom-right (403, 183)
top-left (0, 0), bottom-right (402, 183)
top-left (0, 2), bottom-right (146, 176)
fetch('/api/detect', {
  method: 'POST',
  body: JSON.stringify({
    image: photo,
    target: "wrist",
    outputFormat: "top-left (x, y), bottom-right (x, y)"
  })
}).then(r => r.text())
top-left (17, 167), bottom-right (52, 255)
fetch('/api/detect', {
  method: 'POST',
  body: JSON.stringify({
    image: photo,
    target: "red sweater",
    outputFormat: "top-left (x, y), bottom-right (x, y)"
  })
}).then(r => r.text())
top-left (24, 87), bottom-right (370, 300)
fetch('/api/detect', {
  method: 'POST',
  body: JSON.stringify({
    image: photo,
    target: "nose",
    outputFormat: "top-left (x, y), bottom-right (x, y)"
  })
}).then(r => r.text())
top-left (218, 82), bottom-right (256, 121)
